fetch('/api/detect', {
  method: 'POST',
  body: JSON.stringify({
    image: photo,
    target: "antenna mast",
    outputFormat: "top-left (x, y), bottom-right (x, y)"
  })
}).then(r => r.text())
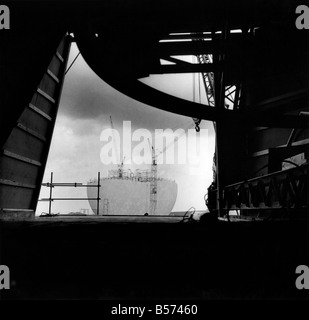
top-left (148, 138), bottom-right (157, 215)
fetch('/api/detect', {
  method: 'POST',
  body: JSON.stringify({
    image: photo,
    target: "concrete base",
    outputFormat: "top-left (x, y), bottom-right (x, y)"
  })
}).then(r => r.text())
top-left (0, 209), bottom-right (35, 221)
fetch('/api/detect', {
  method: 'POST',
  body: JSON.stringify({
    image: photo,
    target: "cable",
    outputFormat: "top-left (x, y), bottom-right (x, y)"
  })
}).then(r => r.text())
top-left (198, 72), bottom-right (201, 104)
top-left (65, 51), bottom-right (81, 75)
top-left (180, 206), bottom-right (196, 223)
top-left (192, 55), bottom-right (195, 103)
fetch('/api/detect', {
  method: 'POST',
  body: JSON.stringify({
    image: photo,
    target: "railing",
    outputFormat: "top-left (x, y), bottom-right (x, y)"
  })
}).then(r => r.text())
top-left (223, 163), bottom-right (308, 211)
top-left (39, 172), bottom-right (101, 215)
top-left (206, 163), bottom-right (308, 214)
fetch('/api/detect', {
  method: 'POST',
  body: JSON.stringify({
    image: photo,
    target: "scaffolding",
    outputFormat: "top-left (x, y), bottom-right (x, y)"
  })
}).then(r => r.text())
top-left (40, 172), bottom-right (101, 215)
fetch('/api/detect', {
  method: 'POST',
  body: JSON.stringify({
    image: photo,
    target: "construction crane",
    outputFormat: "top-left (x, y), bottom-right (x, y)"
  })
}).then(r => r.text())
top-left (195, 32), bottom-right (242, 216)
top-left (109, 115), bottom-right (125, 177)
top-left (191, 34), bottom-right (215, 132)
top-left (195, 53), bottom-right (215, 107)
top-left (147, 122), bottom-right (195, 215)
top-left (191, 32), bottom-right (241, 131)
top-left (191, 32), bottom-right (242, 201)
top-left (147, 138), bottom-right (157, 215)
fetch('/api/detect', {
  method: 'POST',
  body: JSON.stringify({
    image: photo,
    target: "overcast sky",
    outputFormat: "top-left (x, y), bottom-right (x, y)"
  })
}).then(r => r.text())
top-left (36, 43), bottom-right (215, 215)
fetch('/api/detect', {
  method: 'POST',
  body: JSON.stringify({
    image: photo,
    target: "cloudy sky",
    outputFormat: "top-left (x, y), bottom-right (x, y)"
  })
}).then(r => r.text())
top-left (36, 43), bottom-right (215, 215)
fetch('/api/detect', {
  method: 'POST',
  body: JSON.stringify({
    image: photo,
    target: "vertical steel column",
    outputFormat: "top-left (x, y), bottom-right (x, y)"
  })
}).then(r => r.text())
top-left (48, 172), bottom-right (53, 215)
top-left (97, 172), bottom-right (100, 215)
top-left (213, 22), bottom-right (229, 218)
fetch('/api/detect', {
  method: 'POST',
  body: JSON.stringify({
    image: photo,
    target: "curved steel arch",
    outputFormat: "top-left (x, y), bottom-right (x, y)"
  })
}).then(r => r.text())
top-left (73, 24), bottom-right (242, 123)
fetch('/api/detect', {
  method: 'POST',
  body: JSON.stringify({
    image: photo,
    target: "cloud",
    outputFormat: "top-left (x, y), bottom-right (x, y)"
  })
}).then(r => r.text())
top-left (60, 44), bottom-right (215, 134)
top-left (37, 44), bottom-right (216, 215)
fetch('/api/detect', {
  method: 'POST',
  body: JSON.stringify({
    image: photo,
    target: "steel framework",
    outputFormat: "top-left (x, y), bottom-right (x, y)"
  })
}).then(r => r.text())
top-left (223, 164), bottom-right (308, 211)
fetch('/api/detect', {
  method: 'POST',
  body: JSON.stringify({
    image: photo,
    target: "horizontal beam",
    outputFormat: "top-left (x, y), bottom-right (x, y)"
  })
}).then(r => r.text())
top-left (37, 88), bottom-right (56, 104)
top-left (40, 198), bottom-right (101, 201)
top-left (245, 112), bottom-right (309, 128)
top-left (160, 33), bottom-right (244, 41)
top-left (0, 178), bottom-right (36, 189)
top-left (3, 149), bottom-right (42, 166)
top-left (47, 69), bottom-right (60, 83)
top-left (250, 89), bottom-right (309, 114)
top-left (42, 182), bottom-right (83, 186)
top-left (56, 51), bottom-right (64, 63)
top-left (157, 39), bottom-right (244, 56)
top-left (42, 183), bottom-right (100, 187)
top-left (28, 103), bottom-right (52, 121)
top-left (149, 62), bottom-right (221, 74)
top-left (250, 138), bottom-right (309, 158)
top-left (17, 123), bottom-right (47, 142)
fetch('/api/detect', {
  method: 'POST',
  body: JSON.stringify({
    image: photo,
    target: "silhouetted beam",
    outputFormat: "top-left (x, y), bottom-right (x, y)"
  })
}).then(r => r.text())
top-left (157, 39), bottom-right (244, 55)
top-left (160, 33), bottom-right (244, 41)
top-left (160, 34), bottom-right (211, 41)
top-left (149, 62), bottom-right (222, 74)
top-left (252, 89), bottom-right (309, 114)
top-left (248, 114), bottom-right (309, 129)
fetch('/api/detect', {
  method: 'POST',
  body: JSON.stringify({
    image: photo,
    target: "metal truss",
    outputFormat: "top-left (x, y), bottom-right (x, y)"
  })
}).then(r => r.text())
top-left (223, 163), bottom-right (308, 211)
top-left (192, 32), bottom-right (242, 131)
